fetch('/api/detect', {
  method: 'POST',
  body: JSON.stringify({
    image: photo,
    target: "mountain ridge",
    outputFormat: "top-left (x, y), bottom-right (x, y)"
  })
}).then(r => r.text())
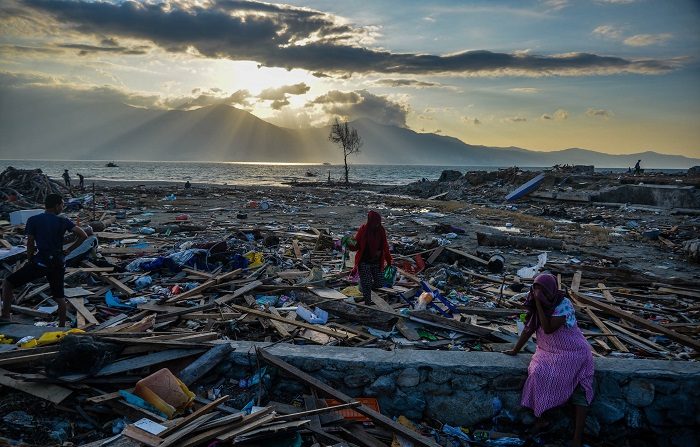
top-left (0, 92), bottom-right (697, 168)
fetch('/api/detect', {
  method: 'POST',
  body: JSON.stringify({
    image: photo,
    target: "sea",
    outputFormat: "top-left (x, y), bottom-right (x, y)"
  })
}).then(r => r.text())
top-left (0, 160), bottom-right (684, 187)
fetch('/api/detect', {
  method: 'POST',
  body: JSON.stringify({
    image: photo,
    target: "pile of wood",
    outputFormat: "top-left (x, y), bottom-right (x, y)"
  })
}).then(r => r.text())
top-left (0, 166), bottom-right (67, 207)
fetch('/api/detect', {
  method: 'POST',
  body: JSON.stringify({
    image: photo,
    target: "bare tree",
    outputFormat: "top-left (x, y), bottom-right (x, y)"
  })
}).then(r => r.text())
top-left (328, 117), bottom-right (363, 184)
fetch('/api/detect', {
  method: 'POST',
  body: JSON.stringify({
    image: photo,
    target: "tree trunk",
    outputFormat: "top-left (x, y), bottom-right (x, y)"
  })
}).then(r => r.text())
top-left (344, 153), bottom-right (349, 183)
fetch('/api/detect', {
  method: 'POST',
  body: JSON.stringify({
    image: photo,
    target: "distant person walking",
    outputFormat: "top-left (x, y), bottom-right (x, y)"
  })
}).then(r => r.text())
top-left (2, 194), bottom-right (88, 326)
top-left (184, 180), bottom-right (191, 189)
top-left (505, 273), bottom-right (594, 447)
top-left (634, 160), bottom-right (642, 175)
top-left (348, 210), bottom-right (392, 305)
top-left (62, 169), bottom-right (71, 188)
top-left (77, 173), bottom-right (85, 190)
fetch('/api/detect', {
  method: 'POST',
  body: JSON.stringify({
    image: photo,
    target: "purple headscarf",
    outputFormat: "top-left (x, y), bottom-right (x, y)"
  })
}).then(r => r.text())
top-left (524, 273), bottom-right (566, 331)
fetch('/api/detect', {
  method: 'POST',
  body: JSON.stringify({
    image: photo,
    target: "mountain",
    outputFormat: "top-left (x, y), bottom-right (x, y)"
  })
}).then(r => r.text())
top-left (1, 89), bottom-right (697, 168)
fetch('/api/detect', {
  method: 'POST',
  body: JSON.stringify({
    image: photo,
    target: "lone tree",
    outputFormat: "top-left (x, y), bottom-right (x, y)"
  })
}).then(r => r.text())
top-left (328, 117), bottom-right (363, 184)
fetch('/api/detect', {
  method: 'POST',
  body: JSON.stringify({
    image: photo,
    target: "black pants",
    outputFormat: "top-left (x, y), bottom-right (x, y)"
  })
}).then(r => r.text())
top-left (358, 262), bottom-right (381, 303)
top-left (6, 258), bottom-right (65, 298)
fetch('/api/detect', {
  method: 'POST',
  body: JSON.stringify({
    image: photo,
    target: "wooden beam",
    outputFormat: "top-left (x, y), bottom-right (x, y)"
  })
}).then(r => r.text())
top-left (214, 280), bottom-right (263, 305)
top-left (371, 292), bottom-right (419, 341)
top-left (258, 349), bottom-right (440, 447)
top-left (0, 367), bottom-right (72, 404)
top-left (67, 298), bottom-right (99, 325)
top-left (571, 291), bottom-right (700, 351)
top-left (226, 304), bottom-right (351, 340)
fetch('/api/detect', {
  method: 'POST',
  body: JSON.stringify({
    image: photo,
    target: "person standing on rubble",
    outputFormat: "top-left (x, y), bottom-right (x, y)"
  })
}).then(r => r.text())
top-left (634, 159), bottom-right (642, 175)
top-left (348, 210), bottom-right (392, 305)
top-left (62, 169), bottom-right (71, 188)
top-left (77, 173), bottom-right (85, 190)
top-left (504, 273), bottom-right (594, 447)
top-left (1, 194), bottom-right (88, 327)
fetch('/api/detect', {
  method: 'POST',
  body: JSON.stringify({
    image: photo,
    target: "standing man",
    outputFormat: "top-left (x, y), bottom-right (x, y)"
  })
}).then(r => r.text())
top-left (62, 169), bottom-right (71, 188)
top-left (634, 160), bottom-right (642, 175)
top-left (77, 173), bottom-right (85, 191)
top-left (1, 194), bottom-right (87, 326)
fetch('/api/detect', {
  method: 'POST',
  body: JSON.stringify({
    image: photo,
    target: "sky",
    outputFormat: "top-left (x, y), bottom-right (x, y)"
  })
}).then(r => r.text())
top-left (1, 0), bottom-right (699, 157)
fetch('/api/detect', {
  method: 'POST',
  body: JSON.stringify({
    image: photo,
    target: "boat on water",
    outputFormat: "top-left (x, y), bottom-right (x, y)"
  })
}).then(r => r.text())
top-left (305, 171), bottom-right (318, 177)
top-left (105, 161), bottom-right (119, 167)
top-left (322, 162), bottom-right (332, 166)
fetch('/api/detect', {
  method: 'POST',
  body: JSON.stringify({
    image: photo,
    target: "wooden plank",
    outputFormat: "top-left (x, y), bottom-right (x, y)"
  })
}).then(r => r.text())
top-left (67, 298), bottom-right (99, 325)
top-left (61, 349), bottom-right (204, 381)
top-left (216, 412), bottom-right (276, 441)
top-left (292, 239), bottom-right (302, 259)
top-left (226, 304), bottom-right (351, 340)
top-left (0, 351), bottom-right (59, 366)
top-left (98, 274), bottom-right (136, 296)
top-left (258, 350), bottom-right (440, 447)
top-left (371, 292), bottom-right (420, 341)
top-left (597, 283), bottom-right (617, 303)
top-left (274, 402), bottom-right (361, 421)
top-left (160, 395), bottom-right (230, 438)
top-left (214, 280), bottom-right (263, 305)
top-left (268, 307), bottom-right (292, 337)
top-left (571, 291), bottom-right (700, 351)
top-left (0, 367), bottom-right (72, 404)
top-left (426, 246), bottom-right (445, 265)
top-left (570, 271), bottom-right (582, 292)
top-left (159, 412), bottom-right (218, 447)
top-left (445, 247), bottom-right (489, 266)
top-left (178, 344), bottom-right (233, 386)
top-left (122, 425), bottom-right (163, 447)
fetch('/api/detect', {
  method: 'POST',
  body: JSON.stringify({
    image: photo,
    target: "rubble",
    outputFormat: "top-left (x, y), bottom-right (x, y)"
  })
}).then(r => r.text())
top-left (0, 169), bottom-right (698, 446)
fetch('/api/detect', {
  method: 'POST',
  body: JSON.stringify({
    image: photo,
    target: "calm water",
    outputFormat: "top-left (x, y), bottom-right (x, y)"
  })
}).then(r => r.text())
top-left (0, 160), bottom-right (683, 187)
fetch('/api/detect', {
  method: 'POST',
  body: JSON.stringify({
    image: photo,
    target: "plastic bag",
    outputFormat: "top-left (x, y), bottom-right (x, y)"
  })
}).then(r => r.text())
top-left (383, 265), bottom-right (397, 287)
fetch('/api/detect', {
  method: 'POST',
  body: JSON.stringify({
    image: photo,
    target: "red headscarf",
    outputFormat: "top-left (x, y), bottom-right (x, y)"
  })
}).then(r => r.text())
top-left (351, 210), bottom-right (392, 272)
top-left (524, 273), bottom-right (566, 331)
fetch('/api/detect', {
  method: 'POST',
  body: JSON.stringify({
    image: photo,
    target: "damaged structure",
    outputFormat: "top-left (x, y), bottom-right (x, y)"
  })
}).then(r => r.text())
top-left (1, 165), bottom-right (699, 447)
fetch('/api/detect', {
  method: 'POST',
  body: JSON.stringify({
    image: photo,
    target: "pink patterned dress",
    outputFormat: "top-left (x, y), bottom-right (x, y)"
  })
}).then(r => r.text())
top-left (521, 298), bottom-right (595, 416)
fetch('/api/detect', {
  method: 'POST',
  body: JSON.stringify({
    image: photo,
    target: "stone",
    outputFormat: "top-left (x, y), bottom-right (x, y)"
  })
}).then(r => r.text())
top-left (644, 407), bottom-right (667, 428)
top-left (299, 358), bottom-right (324, 372)
top-left (425, 391), bottom-right (496, 426)
top-left (492, 374), bottom-right (524, 391)
top-left (584, 415), bottom-right (601, 437)
top-left (598, 375), bottom-right (623, 399)
top-left (428, 369), bottom-right (451, 385)
top-left (378, 390), bottom-right (425, 420)
top-left (318, 368), bottom-right (347, 382)
top-left (626, 406), bottom-right (645, 430)
top-left (670, 428), bottom-right (700, 447)
top-left (439, 170), bottom-right (462, 182)
top-left (651, 379), bottom-right (679, 396)
top-left (451, 374), bottom-right (487, 391)
top-left (343, 371), bottom-right (374, 388)
top-left (366, 375), bottom-right (396, 395)
top-left (591, 398), bottom-right (626, 424)
top-left (397, 367), bottom-right (421, 388)
top-left (624, 380), bottom-right (655, 407)
top-left (419, 381), bottom-right (452, 396)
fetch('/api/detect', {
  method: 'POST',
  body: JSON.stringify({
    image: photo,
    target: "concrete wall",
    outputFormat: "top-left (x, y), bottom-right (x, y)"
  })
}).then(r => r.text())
top-left (592, 184), bottom-right (700, 208)
top-left (223, 342), bottom-right (700, 447)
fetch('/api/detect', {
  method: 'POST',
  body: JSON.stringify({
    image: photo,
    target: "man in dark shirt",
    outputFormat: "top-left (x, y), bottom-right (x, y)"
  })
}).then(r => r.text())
top-left (77, 173), bottom-right (85, 190)
top-left (2, 194), bottom-right (87, 326)
top-left (62, 169), bottom-right (71, 188)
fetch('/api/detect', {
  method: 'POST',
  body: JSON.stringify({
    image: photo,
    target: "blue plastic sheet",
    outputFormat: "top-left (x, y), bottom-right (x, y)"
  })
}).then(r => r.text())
top-left (105, 290), bottom-right (134, 309)
top-left (118, 390), bottom-right (168, 419)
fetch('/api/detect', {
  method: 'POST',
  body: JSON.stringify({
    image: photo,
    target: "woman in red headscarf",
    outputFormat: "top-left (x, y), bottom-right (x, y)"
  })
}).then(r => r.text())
top-left (505, 273), bottom-right (594, 447)
top-left (349, 210), bottom-right (392, 305)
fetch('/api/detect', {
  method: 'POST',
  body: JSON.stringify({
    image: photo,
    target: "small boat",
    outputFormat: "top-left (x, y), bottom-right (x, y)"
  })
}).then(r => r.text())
top-left (305, 171), bottom-right (317, 177)
top-left (322, 162), bottom-right (332, 166)
top-left (106, 161), bottom-right (119, 167)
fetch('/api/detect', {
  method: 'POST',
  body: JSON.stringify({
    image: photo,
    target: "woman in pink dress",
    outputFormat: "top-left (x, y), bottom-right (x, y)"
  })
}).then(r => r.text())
top-left (505, 273), bottom-right (594, 447)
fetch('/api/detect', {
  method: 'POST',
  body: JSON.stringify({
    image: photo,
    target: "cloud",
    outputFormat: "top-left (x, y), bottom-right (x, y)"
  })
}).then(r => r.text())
top-left (374, 78), bottom-right (445, 88)
top-left (58, 43), bottom-right (150, 56)
top-left (624, 33), bottom-right (673, 47)
top-left (541, 0), bottom-right (570, 11)
top-left (505, 116), bottom-right (527, 123)
top-left (257, 82), bottom-right (310, 109)
top-left (508, 87), bottom-right (541, 94)
top-left (461, 116), bottom-right (481, 125)
top-left (595, 0), bottom-right (637, 4)
top-left (540, 108), bottom-right (568, 121)
top-left (0, 44), bottom-right (63, 57)
top-left (592, 25), bottom-right (623, 39)
top-left (586, 108), bottom-right (614, 119)
top-left (15, 0), bottom-right (679, 77)
top-left (308, 89), bottom-right (409, 127)
top-left (0, 70), bottom-right (252, 110)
